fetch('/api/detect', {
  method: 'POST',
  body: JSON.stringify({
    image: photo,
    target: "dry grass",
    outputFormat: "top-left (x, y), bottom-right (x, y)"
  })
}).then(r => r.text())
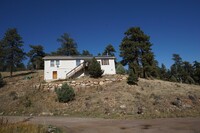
top-left (0, 70), bottom-right (200, 119)
top-left (0, 117), bottom-right (46, 133)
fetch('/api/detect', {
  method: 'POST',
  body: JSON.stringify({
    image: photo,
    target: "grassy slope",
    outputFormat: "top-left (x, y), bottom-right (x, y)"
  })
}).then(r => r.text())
top-left (0, 70), bottom-right (200, 119)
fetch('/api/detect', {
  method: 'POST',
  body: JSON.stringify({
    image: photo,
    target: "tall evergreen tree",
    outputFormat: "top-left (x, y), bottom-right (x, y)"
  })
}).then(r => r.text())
top-left (193, 61), bottom-right (200, 84)
top-left (56, 33), bottom-right (79, 56)
top-left (0, 73), bottom-right (5, 88)
top-left (27, 45), bottom-right (45, 69)
top-left (171, 54), bottom-right (183, 82)
top-left (181, 61), bottom-right (194, 84)
top-left (0, 40), bottom-right (5, 71)
top-left (81, 50), bottom-right (92, 56)
top-left (2, 28), bottom-right (26, 77)
top-left (119, 27), bottom-right (155, 78)
top-left (160, 63), bottom-right (167, 80)
top-left (102, 44), bottom-right (116, 56)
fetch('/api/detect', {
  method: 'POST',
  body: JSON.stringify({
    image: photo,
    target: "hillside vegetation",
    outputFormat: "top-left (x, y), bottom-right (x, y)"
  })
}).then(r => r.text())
top-left (0, 70), bottom-right (200, 119)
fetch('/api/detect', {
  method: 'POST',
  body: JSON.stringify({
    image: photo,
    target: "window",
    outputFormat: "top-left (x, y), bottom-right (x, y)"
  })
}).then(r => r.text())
top-left (50, 60), bottom-right (54, 67)
top-left (76, 59), bottom-right (80, 66)
top-left (101, 59), bottom-right (109, 65)
top-left (56, 60), bottom-right (60, 66)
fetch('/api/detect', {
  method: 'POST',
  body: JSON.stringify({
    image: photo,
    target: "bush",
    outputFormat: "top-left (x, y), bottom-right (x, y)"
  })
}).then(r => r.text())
top-left (0, 73), bottom-right (5, 88)
top-left (116, 63), bottom-right (126, 75)
top-left (88, 57), bottom-right (103, 78)
top-left (127, 69), bottom-right (138, 85)
top-left (55, 83), bottom-right (75, 103)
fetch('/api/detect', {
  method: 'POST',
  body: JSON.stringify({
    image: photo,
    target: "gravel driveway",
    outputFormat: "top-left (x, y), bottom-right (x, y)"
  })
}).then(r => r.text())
top-left (3, 116), bottom-right (200, 133)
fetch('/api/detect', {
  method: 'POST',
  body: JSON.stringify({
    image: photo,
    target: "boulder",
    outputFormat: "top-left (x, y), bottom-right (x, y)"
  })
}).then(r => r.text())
top-left (99, 81), bottom-right (104, 85)
top-left (120, 104), bottom-right (126, 109)
top-left (171, 98), bottom-right (182, 108)
top-left (122, 76), bottom-right (127, 80)
top-left (58, 84), bottom-right (62, 87)
top-left (71, 80), bottom-right (76, 83)
top-left (94, 82), bottom-right (98, 85)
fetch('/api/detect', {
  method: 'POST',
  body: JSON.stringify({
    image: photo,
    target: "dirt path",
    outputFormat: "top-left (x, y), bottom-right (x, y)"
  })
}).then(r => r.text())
top-left (3, 116), bottom-right (200, 133)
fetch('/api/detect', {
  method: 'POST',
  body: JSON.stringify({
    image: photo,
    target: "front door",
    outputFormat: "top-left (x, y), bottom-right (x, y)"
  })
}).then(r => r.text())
top-left (53, 71), bottom-right (57, 79)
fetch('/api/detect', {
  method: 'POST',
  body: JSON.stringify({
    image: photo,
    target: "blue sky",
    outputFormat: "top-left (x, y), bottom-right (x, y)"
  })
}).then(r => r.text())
top-left (0, 0), bottom-right (200, 68)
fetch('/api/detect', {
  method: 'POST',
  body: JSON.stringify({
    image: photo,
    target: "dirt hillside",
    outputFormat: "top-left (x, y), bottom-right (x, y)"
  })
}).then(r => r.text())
top-left (0, 70), bottom-right (200, 119)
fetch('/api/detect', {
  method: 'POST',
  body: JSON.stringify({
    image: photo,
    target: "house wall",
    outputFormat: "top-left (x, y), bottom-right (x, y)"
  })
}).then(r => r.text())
top-left (97, 59), bottom-right (116, 75)
top-left (44, 58), bottom-right (116, 80)
top-left (44, 59), bottom-right (85, 80)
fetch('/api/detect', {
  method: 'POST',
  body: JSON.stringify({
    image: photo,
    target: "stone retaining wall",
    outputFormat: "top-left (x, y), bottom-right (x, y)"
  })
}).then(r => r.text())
top-left (37, 75), bottom-right (128, 92)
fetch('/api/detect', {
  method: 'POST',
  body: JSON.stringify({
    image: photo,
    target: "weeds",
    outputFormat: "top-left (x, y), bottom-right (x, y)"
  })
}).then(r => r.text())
top-left (0, 117), bottom-right (46, 133)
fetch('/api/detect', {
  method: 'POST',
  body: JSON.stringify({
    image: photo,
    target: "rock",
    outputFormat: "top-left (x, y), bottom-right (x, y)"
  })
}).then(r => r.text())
top-left (43, 87), bottom-right (49, 91)
top-left (76, 82), bottom-right (80, 85)
top-left (137, 106), bottom-right (143, 114)
top-left (105, 78), bottom-right (110, 81)
top-left (70, 84), bottom-right (76, 86)
top-left (188, 94), bottom-right (198, 104)
top-left (120, 104), bottom-right (126, 109)
top-left (105, 81), bottom-right (112, 84)
top-left (71, 80), bottom-right (76, 83)
top-left (171, 98), bottom-right (182, 108)
top-left (111, 78), bottom-right (117, 82)
top-left (81, 83), bottom-right (86, 87)
top-left (49, 86), bottom-right (55, 91)
top-left (41, 112), bottom-right (53, 116)
top-left (183, 104), bottom-right (192, 109)
top-left (86, 83), bottom-right (90, 86)
top-left (0, 112), bottom-right (4, 115)
top-left (99, 81), bottom-right (104, 85)
top-left (58, 84), bottom-right (62, 87)
top-left (94, 82), bottom-right (98, 85)
top-left (122, 76), bottom-right (127, 80)
top-left (35, 84), bottom-right (40, 89)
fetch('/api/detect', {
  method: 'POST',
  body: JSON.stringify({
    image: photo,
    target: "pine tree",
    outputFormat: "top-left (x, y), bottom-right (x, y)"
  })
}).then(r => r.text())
top-left (0, 73), bottom-right (5, 88)
top-left (2, 28), bottom-right (26, 77)
top-left (192, 61), bottom-right (200, 84)
top-left (0, 40), bottom-right (5, 71)
top-left (102, 44), bottom-right (116, 56)
top-left (27, 45), bottom-right (45, 69)
top-left (127, 69), bottom-right (138, 85)
top-left (171, 54), bottom-right (183, 82)
top-left (160, 63), bottom-right (167, 80)
top-left (82, 50), bottom-right (92, 56)
top-left (116, 63), bottom-right (126, 75)
top-left (88, 57), bottom-right (103, 78)
top-left (119, 27), bottom-right (155, 78)
top-left (56, 33), bottom-right (79, 56)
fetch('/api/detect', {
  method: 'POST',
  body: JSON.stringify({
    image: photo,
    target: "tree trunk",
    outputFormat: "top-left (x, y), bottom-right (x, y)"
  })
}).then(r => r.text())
top-left (10, 65), bottom-right (13, 77)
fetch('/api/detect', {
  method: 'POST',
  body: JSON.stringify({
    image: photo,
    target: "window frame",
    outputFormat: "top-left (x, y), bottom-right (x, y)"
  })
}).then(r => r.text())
top-left (101, 59), bottom-right (109, 65)
top-left (50, 60), bottom-right (55, 67)
top-left (56, 60), bottom-right (60, 66)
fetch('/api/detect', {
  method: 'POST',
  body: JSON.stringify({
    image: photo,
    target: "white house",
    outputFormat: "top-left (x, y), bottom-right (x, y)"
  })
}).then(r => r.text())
top-left (43, 56), bottom-right (116, 80)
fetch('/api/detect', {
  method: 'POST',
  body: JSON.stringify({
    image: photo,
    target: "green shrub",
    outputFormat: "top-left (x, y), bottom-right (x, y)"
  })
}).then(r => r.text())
top-left (127, 69), bottom-right (138, 85)
top-left (88, 57), bottom-right (103, 78)
top-left (116, 63), bottom-right (126, 75)
top-left (55, 83), bottom-right (75, 103)
top-left (170, 75), bottom-right (177, 82)
top-left (0, 73), bottom-right (5, 88)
